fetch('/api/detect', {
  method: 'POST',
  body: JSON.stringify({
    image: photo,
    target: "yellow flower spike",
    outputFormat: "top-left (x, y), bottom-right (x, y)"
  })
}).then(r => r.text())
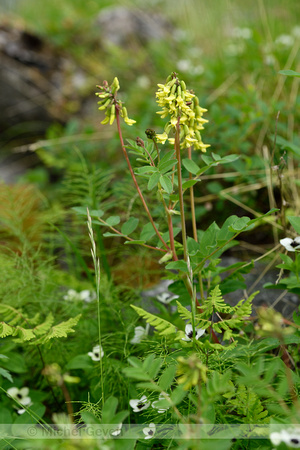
top-left (155, 73), bottom-right (210, 149)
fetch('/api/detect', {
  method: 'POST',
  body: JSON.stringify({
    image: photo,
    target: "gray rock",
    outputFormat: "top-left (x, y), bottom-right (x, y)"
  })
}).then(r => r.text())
top-left (96, 6), bottom-right (173, 47)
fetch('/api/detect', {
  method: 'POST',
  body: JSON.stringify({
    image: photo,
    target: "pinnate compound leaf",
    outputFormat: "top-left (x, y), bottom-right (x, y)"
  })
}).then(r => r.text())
top-left (131, 305), bottom-right (176, 335)
top-left (121, 217), bottom-right (139, 235)
top-left (33, 314), bottom-right (54, 336)
top-left (182, 179), bottom-right (198, 189)
top-left (159, 365), bottom-right (177, 391)
top-left (159, 175), bottom-right (173, 194)
top-left (0, 322), bottom-right (14, 338)
top-left (36, 315), bottom-right (81, 344)
top-left (182, 158), bottom-right (201, 175)
top-left (0, 367), bottom-right (13, 383)
top-left (105, 216), bottom-right (120, 227)
top-left (15, 327), bottom-right (35, 341)
top-left (148, 172), bottom-right (161, 190)
top-left (165, 260), bottom-right (189, 272)
top-left (170, 385), bottom-right (187, 406)
top-left (143, 354), bottom-right (162, 379)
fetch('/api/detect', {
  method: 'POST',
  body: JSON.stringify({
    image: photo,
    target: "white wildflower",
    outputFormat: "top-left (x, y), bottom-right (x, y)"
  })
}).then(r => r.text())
top-left (270, 427), bottom-right (300, 448)
top-left (79, 290), bottom-right (96, 302)
top-left (88, 345), bottom-right (104, 361)
top-left (275, 34), bottom-right (294, 47)
top-left (292, 26), bottom-right (300, 38)
top-left (130, 325), bottom-right (149, 344)
top-left (7, 387), bottom-right (32, 414)
top-left (157, 292), bottom-right (179, 305)
top-left (129, 395), bottom-right (150, 412)
top-left (143, 423), bottom-right (156, 440)
top-left (232, 27), bottom-right (252, 40)
top-left (280, 237), bottom-right (300, 252)
top-left (152, 393), bottom-right (170, 413)
top-left (111, 423), bottom-right (122, 437)
top-left (182, 324), bottom-right (205, 341)
top-left (176, 59), bottom-right (192, 73)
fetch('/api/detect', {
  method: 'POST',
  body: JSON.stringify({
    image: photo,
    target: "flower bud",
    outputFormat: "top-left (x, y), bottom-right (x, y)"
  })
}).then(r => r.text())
top-left (180, 80), bottom-right (186, 91)
top-left (109, 104), bottom-right (116, 125)
top-left (145, 129), bottom-right (156, 139)
top-left (111, 77), bottom-right (120, 93)
top-left (122, 106), bottom-right (128, 118)
top-left (98, 98), bottom-right (111, 110)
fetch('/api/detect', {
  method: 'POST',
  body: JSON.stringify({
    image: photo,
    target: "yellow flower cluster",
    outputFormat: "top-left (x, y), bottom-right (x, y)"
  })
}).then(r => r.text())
top-left (155, 73), bottom-right (210, 152)
top-left (96, 77), bottom-right (136, 126)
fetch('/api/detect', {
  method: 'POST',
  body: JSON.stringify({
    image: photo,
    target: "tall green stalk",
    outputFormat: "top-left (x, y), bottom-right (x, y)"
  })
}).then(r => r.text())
top-left (87, 208), bottom-right (104, 408)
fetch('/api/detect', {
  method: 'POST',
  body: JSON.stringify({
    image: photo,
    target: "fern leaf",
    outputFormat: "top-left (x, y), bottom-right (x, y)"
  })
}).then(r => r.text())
top-left (131, 305), bottom-right (176, 335)
top-left (15, 326), bottom-right (36, 341)
top-left (0, 322), bottom-right (14, 338)
top-left (33, 313), bottom-right (54, 336)
top-left (176, 301), bottom-right (192, 322)
top-left (232, 291), bottom-right (258, 317)
top-left (199, 285), bottom-right (232, 318)
top-left (37, 314), bottom-right (82, 344)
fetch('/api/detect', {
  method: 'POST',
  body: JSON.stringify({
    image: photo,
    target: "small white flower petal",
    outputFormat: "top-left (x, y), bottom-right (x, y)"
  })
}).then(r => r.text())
top-left (152, 393), bottom-right (170, 413)
top-left (143, 423), bottom-right (156, 439)
top-left (19, 387), bottom-right (29, 397)
top-left (130, 326), bottom-right (147, 344)
top-left (7, 387), bottom-right (19, 398)
top-left (270, 431), bottom-right (282, 446)
top-left (20, 396), bottom-right (32, 406)
top-left (111, 423), bottom-right (122, 436)
top-left (157, 293), bottom-right (179, 304)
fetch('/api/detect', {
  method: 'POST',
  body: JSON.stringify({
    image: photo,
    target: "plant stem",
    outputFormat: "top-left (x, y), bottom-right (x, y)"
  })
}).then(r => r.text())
top-left (98, 217), bottom-right (168, 253)
top-left (175, 120), bottom-right (188, 262)
top-left (187, 147), bottom-right (205, 302)
top-left (115, 110), bottom-right (170, 251)
top-left (87, 209), bottom-right (104, 408)
top-left (187, 146), bottom-right (198, 242)
top-left (158, 189), bottom-right (178, 261)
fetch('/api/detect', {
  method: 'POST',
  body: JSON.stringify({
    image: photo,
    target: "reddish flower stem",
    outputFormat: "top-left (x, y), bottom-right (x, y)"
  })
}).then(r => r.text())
top-left (115, 110), bottom-right (170, 251)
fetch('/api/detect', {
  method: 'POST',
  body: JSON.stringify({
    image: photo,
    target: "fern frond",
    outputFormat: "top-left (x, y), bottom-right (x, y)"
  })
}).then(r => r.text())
top-left (35, 314), bottom-right (82, 344)
top-left (225, 384), bottom-right (269, 423)
top-left (232, 291), bottom-right (257, 317)
top-left (176, 301), bottom-right (192, 322)
top-left (33, 313), bottom-right (54, 336)
top-left (0, 302), bottom-right (81, 345)
top-left (0, 322), bottom-right (14, 338)
top-left (131, 305), bottom-right (176, 336)
top-left (200, 285), bottom-right (232, 317)
top-left (15, 326), bottom-right (36, 341)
